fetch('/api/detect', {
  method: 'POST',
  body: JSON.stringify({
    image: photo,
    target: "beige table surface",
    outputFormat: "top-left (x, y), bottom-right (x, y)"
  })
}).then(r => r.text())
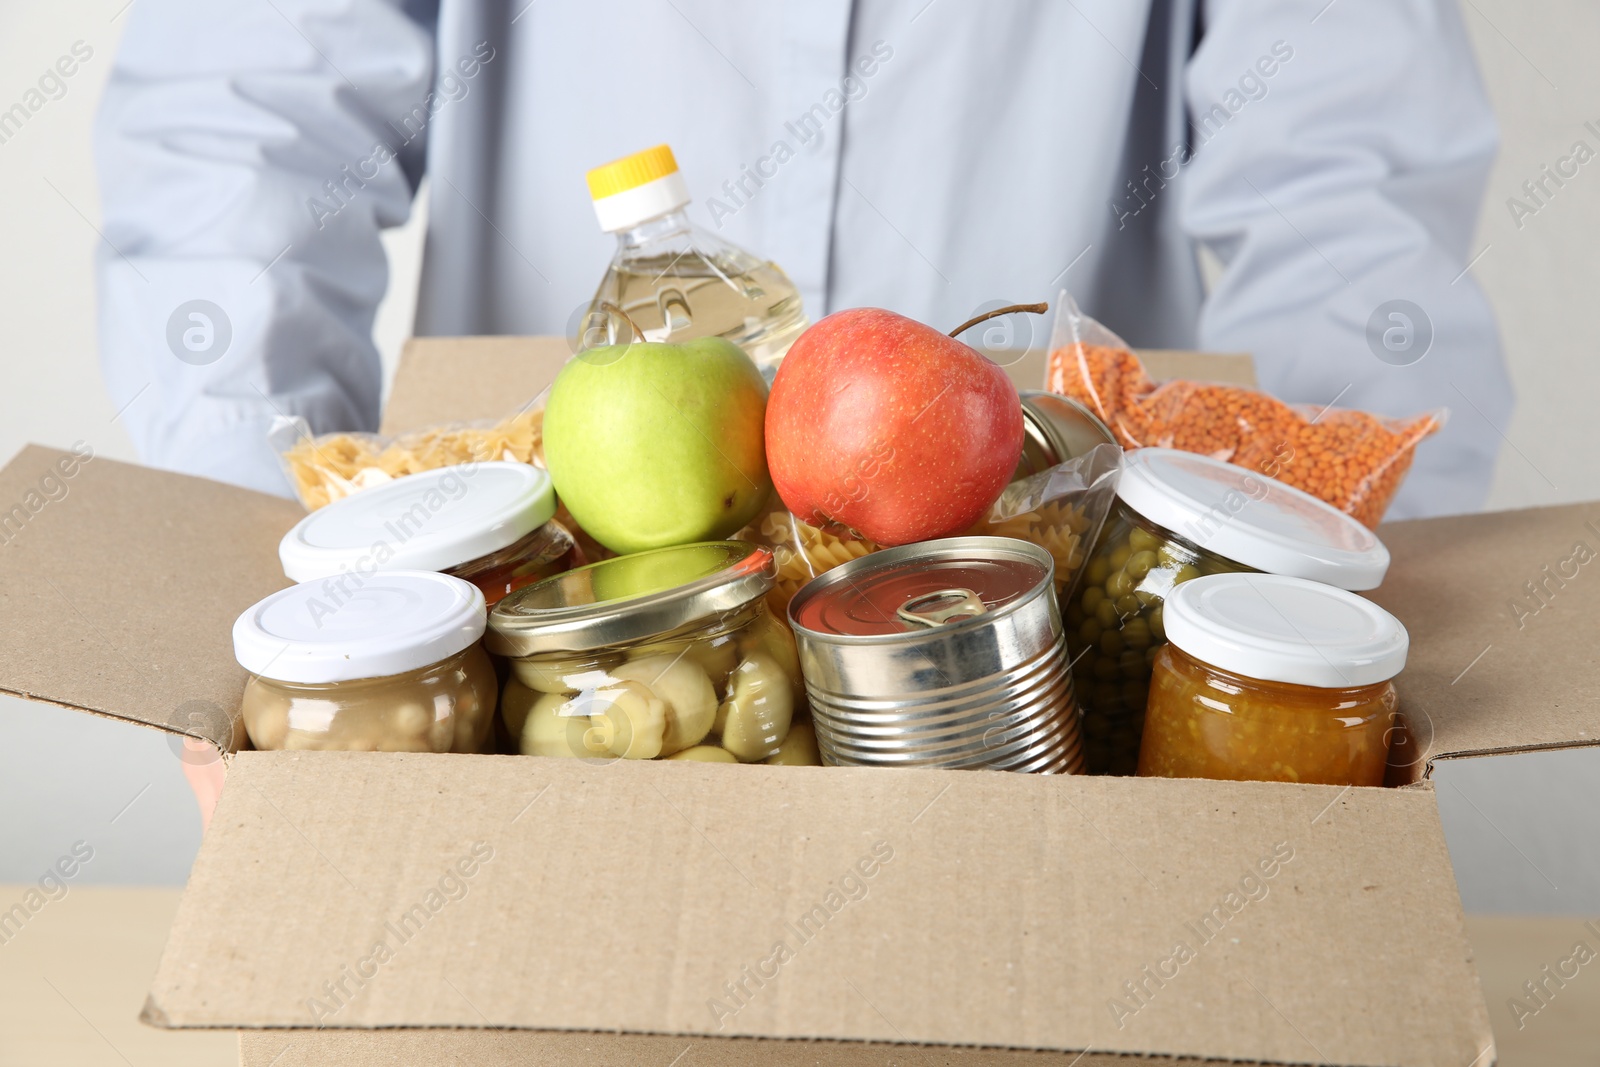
top-left (0, 886), bottom-right (233, 1067)
top-left (1, 886), bottom-right (1594, 1066)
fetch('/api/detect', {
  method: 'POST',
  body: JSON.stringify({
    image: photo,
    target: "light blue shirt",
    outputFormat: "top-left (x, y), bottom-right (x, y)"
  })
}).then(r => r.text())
top-left (96, 0), bottom-right (1511, 519)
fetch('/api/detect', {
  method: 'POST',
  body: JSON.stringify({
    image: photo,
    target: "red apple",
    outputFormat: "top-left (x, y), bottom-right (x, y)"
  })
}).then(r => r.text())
top-left (765, 307), bottom-right (1024, 546)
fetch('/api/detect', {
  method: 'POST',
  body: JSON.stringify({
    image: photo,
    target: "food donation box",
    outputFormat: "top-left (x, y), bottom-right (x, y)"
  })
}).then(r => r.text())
top-left (2, 337), bottom-right (1596, 1067)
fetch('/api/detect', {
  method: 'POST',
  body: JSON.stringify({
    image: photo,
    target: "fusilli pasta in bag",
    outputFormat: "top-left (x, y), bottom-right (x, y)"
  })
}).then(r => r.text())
top-left (269, 396), bottom-right (547, 511)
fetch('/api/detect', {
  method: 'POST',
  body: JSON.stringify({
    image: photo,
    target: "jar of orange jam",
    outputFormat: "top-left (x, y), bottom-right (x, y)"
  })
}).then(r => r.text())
top-left (1137, 573), bottom-right (1408, 786)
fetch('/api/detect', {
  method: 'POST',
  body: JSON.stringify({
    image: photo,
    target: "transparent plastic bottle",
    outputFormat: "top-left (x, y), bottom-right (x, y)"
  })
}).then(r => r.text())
top-left (582, 145), bottom-right (809, 379)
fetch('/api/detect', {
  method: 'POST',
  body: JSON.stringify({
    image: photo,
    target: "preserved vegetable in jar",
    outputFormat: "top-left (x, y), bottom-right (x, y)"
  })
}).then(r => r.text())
top-left (279, 462), bottom-right (577, 607)
top-left (233, 570), bottom-right (496, 752)
top-left (487, 542), bottom-right (814, 765)
top-left (1137, 573), bottom-right (1408, 786)
top-left (1070, 448), bottom-right (1389, 775)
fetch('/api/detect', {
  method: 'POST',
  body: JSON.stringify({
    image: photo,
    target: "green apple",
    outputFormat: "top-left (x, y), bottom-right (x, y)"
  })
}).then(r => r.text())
top-left (543, 337), bottom-right (771, 554)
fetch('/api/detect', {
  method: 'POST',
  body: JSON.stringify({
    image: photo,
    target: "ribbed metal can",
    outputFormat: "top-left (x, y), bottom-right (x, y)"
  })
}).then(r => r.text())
top-left (788, 536), bottom-right (1085, 773)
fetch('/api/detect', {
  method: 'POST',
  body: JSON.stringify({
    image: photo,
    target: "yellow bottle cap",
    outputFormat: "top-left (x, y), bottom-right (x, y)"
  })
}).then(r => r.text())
top-left (586, 145), bottom-right (680, 202)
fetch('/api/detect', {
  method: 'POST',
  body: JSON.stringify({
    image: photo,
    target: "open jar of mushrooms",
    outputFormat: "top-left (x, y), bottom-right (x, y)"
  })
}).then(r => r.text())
top-left (486, 542), bottom-right (817, 766)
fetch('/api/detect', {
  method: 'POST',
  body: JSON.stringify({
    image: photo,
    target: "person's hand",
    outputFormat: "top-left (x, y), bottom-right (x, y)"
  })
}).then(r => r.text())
top-left (177, 738), bottom-right (225, 831)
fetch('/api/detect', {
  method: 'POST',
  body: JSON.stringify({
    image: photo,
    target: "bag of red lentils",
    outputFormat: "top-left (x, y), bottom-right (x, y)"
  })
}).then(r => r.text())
top-left (1043, 290), bottom-right (1443, 529)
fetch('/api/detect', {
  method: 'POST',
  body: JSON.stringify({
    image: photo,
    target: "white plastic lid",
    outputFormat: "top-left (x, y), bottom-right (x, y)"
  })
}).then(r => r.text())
top-left (279, 462), bottom-right (556, 583)
top-left (592, 172), bottom-right (691, 232)
top-left (1115, 448), bottom-right (1389, 590)
top-left (234, 570), bottom-right (487, 683)
top-left (1164, 573), bottom-right (1408, 688)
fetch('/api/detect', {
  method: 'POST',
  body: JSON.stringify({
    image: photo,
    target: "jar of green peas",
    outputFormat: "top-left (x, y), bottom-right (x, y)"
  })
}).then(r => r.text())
top-left (1068, 448), bottom-right (1390, 774)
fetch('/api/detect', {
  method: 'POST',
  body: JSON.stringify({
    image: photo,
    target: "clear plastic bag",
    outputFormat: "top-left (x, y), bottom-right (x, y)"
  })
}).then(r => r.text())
top-left (269, 396), bottom-right (546, 511)
top-left (742, 505), bottom-right (881, 624)
top-left (1043, 290), bottom-right (1443, 529)
top-left (269, 398), bottom-right (619, 564)
top-left (976, 442), bottom-right (1121, 606)
top-left (741, 443), bottom-right (1123, 623)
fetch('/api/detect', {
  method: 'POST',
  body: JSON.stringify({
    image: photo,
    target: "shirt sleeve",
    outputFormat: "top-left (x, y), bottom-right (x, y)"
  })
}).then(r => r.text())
top-left (94, 0), bottom-right (437, 496)
top-left (1180, 0), bottom-right (1513, 519)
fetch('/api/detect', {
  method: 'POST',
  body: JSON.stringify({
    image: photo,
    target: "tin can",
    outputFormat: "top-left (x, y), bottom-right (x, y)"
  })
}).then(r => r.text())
top-left (788, 537), bottom-right (1085, 773)
top-left (1012, 390), bottom-right (1118, 482)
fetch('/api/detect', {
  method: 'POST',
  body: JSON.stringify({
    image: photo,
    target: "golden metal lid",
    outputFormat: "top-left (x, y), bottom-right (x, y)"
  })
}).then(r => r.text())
top-left (486, 541), bottom-right (773, 655)
top-left (1015, 391), bottom-right (1118, 480)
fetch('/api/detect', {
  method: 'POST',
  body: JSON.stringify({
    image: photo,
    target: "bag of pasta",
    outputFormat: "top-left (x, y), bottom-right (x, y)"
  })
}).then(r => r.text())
top-left (269, 397), bottom-right (548, 511)
top-left (974, 441), bottom-right (1121, 606)
top-left (743, 443), bottom-right (1122, 623)
top-left (269, 398), bottom-right (622, 565)
top-left (1043, 289), bottom-right (1444, 528)
top-left (742, 506), bottom-right (882, 623)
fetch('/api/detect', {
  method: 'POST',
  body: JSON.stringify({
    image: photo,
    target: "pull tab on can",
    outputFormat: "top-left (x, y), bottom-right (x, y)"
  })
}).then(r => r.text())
top-left (896, 588), bottom-right (988, 628)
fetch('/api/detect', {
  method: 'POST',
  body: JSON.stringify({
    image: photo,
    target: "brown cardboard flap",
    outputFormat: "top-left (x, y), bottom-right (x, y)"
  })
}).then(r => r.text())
top-left (238, 1029), bottom-right (1223, 1065)
top-left (1112, 349), bottom-right (1257, 388)
top-left (155, 752), bottom-right (1489, 1067)
top-left (381, 338), bottom-right (1257, 436)
top-left (381, 336), bottom-right (570, 436)
top-left (0, 446), bottom-right (301, 750)
top-left (1371, 501), bottom-right (1600, 770)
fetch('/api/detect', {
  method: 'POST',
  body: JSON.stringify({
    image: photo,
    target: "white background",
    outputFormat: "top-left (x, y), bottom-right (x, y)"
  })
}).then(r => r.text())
top-left (1, 1), bottom-right (1597, 912)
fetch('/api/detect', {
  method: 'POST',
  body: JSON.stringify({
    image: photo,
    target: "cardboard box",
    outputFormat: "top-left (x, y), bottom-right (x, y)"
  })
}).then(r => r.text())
top-left (3, 337), bottom-right (1595, 1067)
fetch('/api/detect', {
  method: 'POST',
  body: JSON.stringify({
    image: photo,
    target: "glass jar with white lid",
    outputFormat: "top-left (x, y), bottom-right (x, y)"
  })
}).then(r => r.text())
top-left (278, 461), bottom-right (577, 607)
top-left (1138, 573), bottom-right (1409, 786)
top-left (233, 570), bottom-right (497, 752)
top-left (1070, 448), bottom-right (1391, 774)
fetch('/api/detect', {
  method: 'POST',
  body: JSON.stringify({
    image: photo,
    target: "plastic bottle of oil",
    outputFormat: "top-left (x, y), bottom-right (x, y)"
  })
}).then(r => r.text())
top-left (582, 145), bottom-right (809, 378)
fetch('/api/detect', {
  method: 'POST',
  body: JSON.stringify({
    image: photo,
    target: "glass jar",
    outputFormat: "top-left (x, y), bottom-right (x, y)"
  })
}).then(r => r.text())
top-left (487, 542), bottom-right (815, 765)
top-left (1069, 448), bottom-right (1390, 775)
top-left (444, 522), bottom-right (580, 605)
top-left (1136, 573), bottom-right (1408, 786)
top-left (279, 461), bottom-right (577, 607)
top-left (233, 570), bottom-right (496, 752)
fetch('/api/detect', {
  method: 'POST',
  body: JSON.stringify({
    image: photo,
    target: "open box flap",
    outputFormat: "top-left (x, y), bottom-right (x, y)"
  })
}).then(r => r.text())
top-left (378, 337), bottom-right (1258, 437)
top-left (239, 1029), bottom-right (1230, 1066)
top-left (1370, 500), bottom-right (1600, 773)
top-left (380, 336), bottom-right (567, 436)
top-left (0, 446), bottom-right (301, 750)
top-left (152, 751), bottom-right (1489, 1067)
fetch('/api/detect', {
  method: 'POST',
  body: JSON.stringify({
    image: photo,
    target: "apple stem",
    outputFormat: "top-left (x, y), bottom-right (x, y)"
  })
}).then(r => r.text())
top-left (947, 302), bottom-right (1049, 339)
top-left (599, 301), bottom-right (646, 343)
